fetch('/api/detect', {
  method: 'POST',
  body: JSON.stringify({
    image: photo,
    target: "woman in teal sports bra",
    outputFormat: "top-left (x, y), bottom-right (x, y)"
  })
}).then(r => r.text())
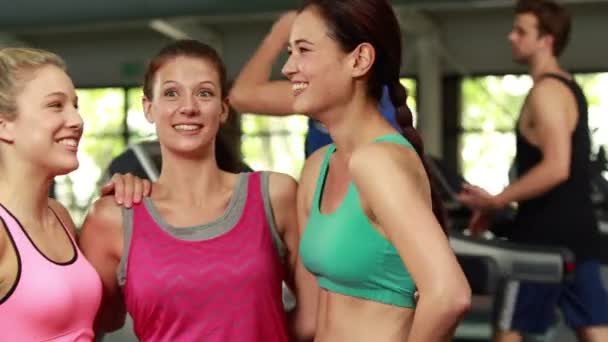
top-left (285, 1), bottom-right (471, 341)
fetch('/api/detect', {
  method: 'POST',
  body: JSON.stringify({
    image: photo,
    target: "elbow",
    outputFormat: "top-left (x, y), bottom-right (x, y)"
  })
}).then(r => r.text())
top-left (228, 87), bottom-right (249, 112)
top-left (442, 290), bottom-right (471, 322)
top-left (545, 160), bottom-right (569, 185)
top-left (424, 284), bottom-right (472, 322)
top-left (453, 288), bottom-right (472, 319)
top-left (554, 166), bottom-right (570, 184)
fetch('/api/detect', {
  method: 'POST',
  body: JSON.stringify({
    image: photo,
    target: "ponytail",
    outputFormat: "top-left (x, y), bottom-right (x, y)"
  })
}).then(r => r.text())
top-left (387, 80), bottom-right (447, 232)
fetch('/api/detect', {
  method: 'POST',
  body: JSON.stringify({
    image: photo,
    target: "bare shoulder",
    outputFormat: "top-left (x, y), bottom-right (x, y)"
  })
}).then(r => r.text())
top-left (530, 76), bottom-right (573, 104)
top-left (265, 171), bottom-right (298, 237)
top-left (48, 198), bottom-right (78, 238)
top-left (350, 141), bottom-right (427, 186)
top-left (80, 195), bottom-right (124, 243)
top-left (267, 172), bottom-right (298, 204)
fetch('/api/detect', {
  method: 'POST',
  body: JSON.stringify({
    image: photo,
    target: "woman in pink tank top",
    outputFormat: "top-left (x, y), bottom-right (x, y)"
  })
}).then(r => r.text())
top-left (0, 48), bottom-right (152, 342)
top-left (79, 40), bottom-right (306, 342)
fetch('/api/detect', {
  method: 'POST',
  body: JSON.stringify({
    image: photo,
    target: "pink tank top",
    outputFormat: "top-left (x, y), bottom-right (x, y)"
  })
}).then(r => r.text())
top-left (124, 172), bottom-right (288, 342)
top-left (0, 203), bottom-right (102, 341)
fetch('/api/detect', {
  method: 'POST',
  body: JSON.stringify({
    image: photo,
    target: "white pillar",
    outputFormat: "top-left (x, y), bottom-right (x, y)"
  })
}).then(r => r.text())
top-left (416, 32), bottom-right (443, 158)
top-left (396, 8), bottom-right (444, 158)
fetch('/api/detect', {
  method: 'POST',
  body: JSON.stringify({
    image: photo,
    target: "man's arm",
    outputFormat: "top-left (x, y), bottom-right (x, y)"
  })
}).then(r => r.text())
top-left (494, 79), bottom-right (574, 207)
top-left (229, 12), bottom-right (297, 115)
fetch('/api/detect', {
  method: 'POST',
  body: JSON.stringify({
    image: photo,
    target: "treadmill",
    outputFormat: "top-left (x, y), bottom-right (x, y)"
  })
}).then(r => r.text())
top-left (426, 157), bottom-right (576, 340)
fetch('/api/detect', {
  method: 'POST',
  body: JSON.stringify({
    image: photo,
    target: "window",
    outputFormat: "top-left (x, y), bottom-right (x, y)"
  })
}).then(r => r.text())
top-left (459, 73), bottom-right (608, 194)
top-left (127, 87), bottom-right (157, 143)
top-left (459, 75), bottom-right (530, 194)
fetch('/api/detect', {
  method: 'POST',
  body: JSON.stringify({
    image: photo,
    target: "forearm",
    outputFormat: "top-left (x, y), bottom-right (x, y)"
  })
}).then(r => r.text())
top-left (229, 35), bottom-right (295, 114)
top-left (496, 162), bottom-right (566, 207)
top-left (230, 26), bottom-right (287, 112)
top-left (235, 30), bottom-right (284, 86)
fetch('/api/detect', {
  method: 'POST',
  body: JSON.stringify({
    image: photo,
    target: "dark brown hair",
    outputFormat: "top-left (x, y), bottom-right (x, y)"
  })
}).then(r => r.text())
top-left (143, 40), bottom-right (248, 172)
top-left (515, 0), bottom-right (571, 57)
top-left (143, 39), bottom-right (227, 99)
top-left (301, 0), bottom-right (447, 230)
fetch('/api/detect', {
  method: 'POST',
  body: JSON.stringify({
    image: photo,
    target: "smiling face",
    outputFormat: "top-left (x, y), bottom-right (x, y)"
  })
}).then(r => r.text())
top-left (0, 64), bottom-right (83, 176)
top-left (281, 7), bottom-right (353, 118)
top-left (143, 55), bottom-right (228, 159)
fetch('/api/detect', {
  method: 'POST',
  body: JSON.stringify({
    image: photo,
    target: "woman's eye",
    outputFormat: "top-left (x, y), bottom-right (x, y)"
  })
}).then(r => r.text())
top-left (198, 90), bottom-right (213, 97)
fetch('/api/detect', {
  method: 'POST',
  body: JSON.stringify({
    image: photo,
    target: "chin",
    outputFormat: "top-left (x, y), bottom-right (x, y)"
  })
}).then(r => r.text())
top-left (166, 143), bottom-right (208, 159)
top-left (512, 53), bottom-right (529, 65)
top-left (292, 97), bottom-right (316, 117)
top-left (52, 160), bottom-right (80, 176)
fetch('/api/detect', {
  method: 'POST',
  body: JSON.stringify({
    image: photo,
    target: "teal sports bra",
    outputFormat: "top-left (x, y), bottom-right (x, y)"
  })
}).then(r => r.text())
top-left (299, 133), bottom-right (417, 308)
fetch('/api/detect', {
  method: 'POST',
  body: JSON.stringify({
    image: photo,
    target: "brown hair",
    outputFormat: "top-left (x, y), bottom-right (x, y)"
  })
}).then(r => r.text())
top-left (0, 47), bottom-right (66, 120)
top-left (300, 0), bottom-right (447, 230)
top-left (143, 41), bottom-right (249, 172)
top-left (515, 0), bottom-right (571, 57)
top-left (143, 40), bottom-right (227, 100)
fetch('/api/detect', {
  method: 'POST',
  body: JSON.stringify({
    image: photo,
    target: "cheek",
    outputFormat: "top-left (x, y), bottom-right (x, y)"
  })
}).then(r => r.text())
top-left (153, 103), bottom-right (177, 121)
top-left (202, 101), bottom-right (225, 118)
top-left (28, 116), bottom-right (63, 136)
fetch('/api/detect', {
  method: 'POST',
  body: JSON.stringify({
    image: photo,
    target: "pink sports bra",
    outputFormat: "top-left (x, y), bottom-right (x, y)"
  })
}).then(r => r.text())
top-left (0, 203), bottom-right (102, 341)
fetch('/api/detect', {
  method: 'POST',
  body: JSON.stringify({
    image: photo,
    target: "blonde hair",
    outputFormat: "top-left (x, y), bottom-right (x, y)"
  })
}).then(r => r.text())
top-left (0, 48), bottom-right (67, 120)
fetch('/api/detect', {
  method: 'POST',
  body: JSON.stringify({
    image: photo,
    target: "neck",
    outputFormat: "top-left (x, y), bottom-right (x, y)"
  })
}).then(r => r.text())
top-left (155, 145), bottom-right (228, 204)
top-left (529, 53), bottom-right (563, 82)
top-left (317, 89), bottom-right (396, 159)
top-left (0, 159), bottom-right (54, 223)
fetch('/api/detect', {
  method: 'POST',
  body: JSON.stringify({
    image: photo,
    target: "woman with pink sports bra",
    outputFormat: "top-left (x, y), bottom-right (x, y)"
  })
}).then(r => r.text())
top-left (0, 47), bottom-right (150, 341)
top-left (79, 40), bottom-right (301, 342)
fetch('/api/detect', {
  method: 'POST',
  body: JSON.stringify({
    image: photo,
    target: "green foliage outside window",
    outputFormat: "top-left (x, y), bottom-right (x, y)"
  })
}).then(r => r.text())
top-left (460, 73), bottom-right (608, 194)
top-left (127, 87), bottom-right (157, 143)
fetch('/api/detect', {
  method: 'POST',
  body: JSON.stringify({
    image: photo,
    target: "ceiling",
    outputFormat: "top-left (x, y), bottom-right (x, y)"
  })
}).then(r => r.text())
top-left (1, 0), bottom-right (516, 30)
top-left (2, 0), bottom-right (606, 86)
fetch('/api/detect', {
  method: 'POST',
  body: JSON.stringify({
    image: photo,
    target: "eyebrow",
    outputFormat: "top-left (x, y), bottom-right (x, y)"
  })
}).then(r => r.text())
top-left (294, 38), bottom-right (314, 45)
top-left (44, 91), bottom-right (78, 104)
top-left (45, 91), bottom-right (68, 98)
top-left (287, 38), bottom-right (315, 50)
top-left (161, 80), bottom-right (216, 87)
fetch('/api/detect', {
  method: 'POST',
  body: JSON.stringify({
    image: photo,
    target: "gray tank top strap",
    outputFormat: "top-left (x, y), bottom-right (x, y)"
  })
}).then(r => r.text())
top-left (116, 172), bottom-right (287, 287)
top-left (260, 171), bottom-right (287, 263)
top-left (117, 207), bottom-right (133, 287)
